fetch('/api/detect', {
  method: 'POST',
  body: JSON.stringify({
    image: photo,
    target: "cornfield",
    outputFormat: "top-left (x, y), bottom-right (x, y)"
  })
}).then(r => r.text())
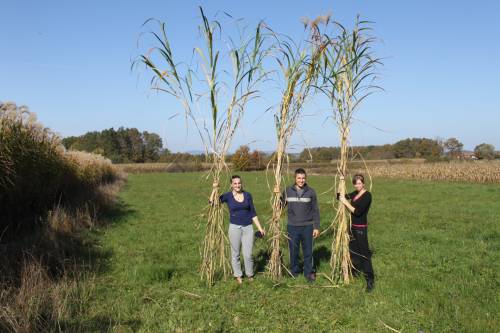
top-left (353, 160), bottom-right (500, 184)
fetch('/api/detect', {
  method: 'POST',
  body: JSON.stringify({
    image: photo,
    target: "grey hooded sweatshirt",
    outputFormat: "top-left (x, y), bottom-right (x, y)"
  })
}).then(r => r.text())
top-left (282, 184), bottom-right (320, 229)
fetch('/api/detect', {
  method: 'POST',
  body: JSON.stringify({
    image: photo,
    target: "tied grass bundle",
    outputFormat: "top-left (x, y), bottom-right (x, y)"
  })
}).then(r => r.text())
top-left (266, 17), bottom-right (329, 280)
top-left (319, 17), bottom-right (382, 284)
top-left (137, 7), bottom-right (269, 285)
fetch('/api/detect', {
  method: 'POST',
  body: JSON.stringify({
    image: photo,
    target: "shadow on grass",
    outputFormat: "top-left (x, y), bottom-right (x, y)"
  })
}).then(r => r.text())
top-left (254, 249), bottom-right (270, 273)
top-left (100, 198), bottom-right (138, 227)
top-left (313, 245), bottom-right (331, 271)
top-left (0, 199), bottom-right (137, 287)
top-left (253, 245), bottom-right (332, 274)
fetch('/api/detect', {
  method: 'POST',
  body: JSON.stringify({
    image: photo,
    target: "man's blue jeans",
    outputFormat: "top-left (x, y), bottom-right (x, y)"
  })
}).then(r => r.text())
top-left (287, 224), bottom-right (314, 277)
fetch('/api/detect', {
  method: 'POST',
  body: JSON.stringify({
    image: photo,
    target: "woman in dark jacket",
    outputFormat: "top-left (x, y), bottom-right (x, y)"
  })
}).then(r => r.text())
top-left (339, 173), bottom-right (375, 292)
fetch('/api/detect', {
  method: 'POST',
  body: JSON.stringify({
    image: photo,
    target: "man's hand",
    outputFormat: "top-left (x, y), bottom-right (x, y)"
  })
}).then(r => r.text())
top-left (340, 196), bottom-right (348, 205)
top-left (313, 229), bottom-right (320, 239)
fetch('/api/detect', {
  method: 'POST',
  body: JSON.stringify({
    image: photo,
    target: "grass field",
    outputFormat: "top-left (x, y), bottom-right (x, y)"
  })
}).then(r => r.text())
top-left (73, 172), bottom-right (499, 332)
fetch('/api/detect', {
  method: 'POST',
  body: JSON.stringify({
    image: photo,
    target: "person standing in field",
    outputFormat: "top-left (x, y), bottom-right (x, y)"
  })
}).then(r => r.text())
top-left (281, 168), bottom-right (320, 282)
top-left (338, 173), bottom-right (375, 292)
top-left (215, 175), bottom-right (265, 284)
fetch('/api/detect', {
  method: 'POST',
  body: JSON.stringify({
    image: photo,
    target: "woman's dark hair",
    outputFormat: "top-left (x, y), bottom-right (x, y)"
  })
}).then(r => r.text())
top-left (294, 168), bottom-right (306, 176)
top-left (230, 175), bottom-right (241, 182)
top-left (352, 174), bottom-right (365, 184)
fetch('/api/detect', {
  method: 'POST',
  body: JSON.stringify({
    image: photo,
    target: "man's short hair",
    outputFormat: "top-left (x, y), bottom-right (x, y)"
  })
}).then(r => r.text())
top-left (294, 168), bottom-right (306, 176)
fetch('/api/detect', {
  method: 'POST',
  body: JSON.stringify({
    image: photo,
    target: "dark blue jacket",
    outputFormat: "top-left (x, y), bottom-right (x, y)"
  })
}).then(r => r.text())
top-left (220, 191), bottom-right (257, 226)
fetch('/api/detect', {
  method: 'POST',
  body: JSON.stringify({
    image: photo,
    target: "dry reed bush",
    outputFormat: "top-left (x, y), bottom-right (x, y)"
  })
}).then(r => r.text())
top-left (1, 260), bottom-right (62, 332)
top-left (265, 17), bottom-right (330, 280)
top-left (0, 101), bottom-right (67, 229)
top-left (0, 101), bottom-right (124, 234)
top-left (47, 205), bottom-right (97, 234)
top-left (137, 7), bottom-right (270, 285)
top-left (318, 17), bottom-right (382, 284)
top-left (0, 258), bottom-right (96, 333)
top-left (65, 150), bottom-right (121, 187)
top-left (0, 199), bottom-right (114, 332)
top-left (0, 102), bottom-right (124, 331)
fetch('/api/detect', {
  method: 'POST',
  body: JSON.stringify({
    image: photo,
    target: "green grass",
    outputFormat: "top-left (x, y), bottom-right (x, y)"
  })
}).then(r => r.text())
top-left (74, 172), bottom-right (499, 332)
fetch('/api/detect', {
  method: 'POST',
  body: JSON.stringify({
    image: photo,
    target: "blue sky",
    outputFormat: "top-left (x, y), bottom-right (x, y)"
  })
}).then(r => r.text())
top-left (2, 0), bottom-right (499, 152)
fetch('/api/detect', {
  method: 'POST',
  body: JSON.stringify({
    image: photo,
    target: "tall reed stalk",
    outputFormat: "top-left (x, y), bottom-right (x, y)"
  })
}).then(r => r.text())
top-left (319, 17), bottom-right (381, 284)
top-left (266, 18), bottom-right (329, 280)
top-left (137, 7), bottom-right (268, 285)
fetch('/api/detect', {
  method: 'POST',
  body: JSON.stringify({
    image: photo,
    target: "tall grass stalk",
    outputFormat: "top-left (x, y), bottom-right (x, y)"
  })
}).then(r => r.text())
top-left (319, 17), bottom-right (381, 283)
top-left (265, 17), bottom-right (329, 280)
top-left (137, 7), bottom-right (269, 285)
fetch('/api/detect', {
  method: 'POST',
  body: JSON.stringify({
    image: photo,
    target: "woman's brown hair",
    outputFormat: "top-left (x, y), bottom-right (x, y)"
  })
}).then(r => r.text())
top-left (352, 174), bottom-right (365, 184)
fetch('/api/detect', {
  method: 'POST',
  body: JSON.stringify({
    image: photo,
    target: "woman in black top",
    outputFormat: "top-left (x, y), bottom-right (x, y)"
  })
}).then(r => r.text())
top-left (339, 173), bottom-right (375, 292)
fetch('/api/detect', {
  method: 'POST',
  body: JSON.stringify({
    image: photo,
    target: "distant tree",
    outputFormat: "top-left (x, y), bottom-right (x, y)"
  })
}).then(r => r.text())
top-left (393, 138), bottom-right (443, 160)
top-left (444, 138), bottom-right (463, 158)
top-left (365, 144), bottom-right (395, 159)
top-left (232, 145), bottom-right (251, 171)
top-left (392, 139), bottom-right (414, 158)
top-left (299, 147), bottom-right (340, 162)
top-left (474, 143), bottom-right (495, 160)
top-left (61, 136), bottom-right (79, 150)
top-left (248, 150), bottom-right (265, 170)
top-left (143, 131), bottom-right (163, 162)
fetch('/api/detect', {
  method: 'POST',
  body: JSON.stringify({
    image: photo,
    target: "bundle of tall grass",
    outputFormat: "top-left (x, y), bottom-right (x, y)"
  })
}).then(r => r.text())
top-left (137, 7), bottom-right (269, 285)
top-left (265, 17), bottom-right (329, 280)
top-left (318, 18), bottom-right (382, 284)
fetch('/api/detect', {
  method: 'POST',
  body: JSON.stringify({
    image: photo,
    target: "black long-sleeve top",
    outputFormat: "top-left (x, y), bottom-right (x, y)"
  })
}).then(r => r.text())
top-left (346, 191), bottom-right (372, 227)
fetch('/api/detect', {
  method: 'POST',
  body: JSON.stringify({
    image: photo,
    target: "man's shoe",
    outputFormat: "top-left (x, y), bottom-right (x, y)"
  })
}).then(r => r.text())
top-left (306, 273), bottom-right (316, 283)
top-left (366, 278), bottom-right (375, 292)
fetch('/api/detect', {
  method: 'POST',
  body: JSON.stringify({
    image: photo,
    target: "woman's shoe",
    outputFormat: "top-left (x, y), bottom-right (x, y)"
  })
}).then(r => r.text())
top-left (235, 277), bottom-right (243, 285)
top-left (247, 275), bottom-right (254, 282)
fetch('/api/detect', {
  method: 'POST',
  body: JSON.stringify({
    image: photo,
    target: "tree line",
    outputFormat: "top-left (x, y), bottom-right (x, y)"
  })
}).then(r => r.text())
top-left (63, 127), bottom-right (165, 163)
top-left (63, 129), bottom-right (498, 165)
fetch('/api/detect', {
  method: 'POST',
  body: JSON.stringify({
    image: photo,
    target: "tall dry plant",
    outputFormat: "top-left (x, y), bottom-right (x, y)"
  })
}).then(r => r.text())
top-left (265, 18), bottom-right (329, 280)
top-left (319, 17), bottom-right (381, 284)
top-left (137, 7), bottom-right (269, 285)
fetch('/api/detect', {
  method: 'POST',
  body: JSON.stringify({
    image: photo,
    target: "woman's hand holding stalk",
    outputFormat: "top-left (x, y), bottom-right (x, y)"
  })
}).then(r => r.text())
top-left (252, 216), bottom-right (265, 236)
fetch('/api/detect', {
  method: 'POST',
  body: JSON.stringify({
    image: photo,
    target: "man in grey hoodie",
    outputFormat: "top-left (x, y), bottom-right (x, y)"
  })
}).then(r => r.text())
top-left (282, 168), bottom-right (320, 282)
